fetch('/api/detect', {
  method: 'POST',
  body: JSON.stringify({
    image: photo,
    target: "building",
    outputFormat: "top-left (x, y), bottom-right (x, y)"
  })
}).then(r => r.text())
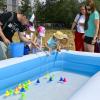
top-left (3, 0), bottom-right (21, 12)
top-left (6, 0), bottom-right (19, 11)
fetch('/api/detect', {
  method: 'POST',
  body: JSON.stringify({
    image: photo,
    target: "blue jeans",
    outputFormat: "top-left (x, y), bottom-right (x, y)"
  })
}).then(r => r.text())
top-left (0, 41), bottom-right (7, 60)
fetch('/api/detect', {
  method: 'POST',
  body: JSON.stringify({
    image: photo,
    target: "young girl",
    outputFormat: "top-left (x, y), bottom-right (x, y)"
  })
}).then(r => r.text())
top-left (32, 26), bottom-right (46, 53)
top-left (45, 31), bottom-right (64, 52)
top-left (20, 24), bottom-right (35, 55)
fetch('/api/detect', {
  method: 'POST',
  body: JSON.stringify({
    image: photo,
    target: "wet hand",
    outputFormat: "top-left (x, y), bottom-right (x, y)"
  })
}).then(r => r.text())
top-left (91, 39), bottom-right (96, 45)
top-left (71, 29), bottom-right (75, 33)
top-left (4, 38), bottom-right (10, 45)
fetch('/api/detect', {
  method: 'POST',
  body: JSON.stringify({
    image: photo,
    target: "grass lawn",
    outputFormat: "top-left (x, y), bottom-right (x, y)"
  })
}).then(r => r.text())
top-left (12, 29), bottom-right (75, 50)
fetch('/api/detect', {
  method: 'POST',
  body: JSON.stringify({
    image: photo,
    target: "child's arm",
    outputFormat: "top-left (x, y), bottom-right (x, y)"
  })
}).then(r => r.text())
top-left (19, 32), bottom-right (31, 43)
top-left (56, 41), bottom-right (61, 52)
top-left (31, 34), bottom-right (42, 50)
top-left (44, 42), bottom-right (52, 52)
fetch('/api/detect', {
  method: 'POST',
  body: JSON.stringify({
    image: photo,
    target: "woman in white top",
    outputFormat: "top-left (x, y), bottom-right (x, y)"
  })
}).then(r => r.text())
top-left (71, 5), bottom-right (86, 51)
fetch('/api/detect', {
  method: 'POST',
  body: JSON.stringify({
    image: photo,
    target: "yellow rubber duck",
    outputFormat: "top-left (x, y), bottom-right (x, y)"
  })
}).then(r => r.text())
top-left (18, 84), bottom-right (22, 90)
top-left (5, 90), bottom-right (10, 97)
top-left (14, 89), bottom-right (19, 95)
top-left (27, 80), bottom-right (32, 85)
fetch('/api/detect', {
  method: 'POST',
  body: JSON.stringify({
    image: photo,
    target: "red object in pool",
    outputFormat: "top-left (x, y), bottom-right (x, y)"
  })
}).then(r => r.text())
top-left (63, 78), bottom-right (67, 83)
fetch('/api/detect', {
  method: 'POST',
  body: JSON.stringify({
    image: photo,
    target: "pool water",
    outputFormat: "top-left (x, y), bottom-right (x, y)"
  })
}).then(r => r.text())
top-left (0, 71), bottom-right (90, 100)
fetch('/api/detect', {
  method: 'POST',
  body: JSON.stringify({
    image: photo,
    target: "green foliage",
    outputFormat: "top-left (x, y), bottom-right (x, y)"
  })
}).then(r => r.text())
top-left (19, 0), bottom-right (32, 19)
top-left (35, 0), bottom-right (45, 22)
top-left (94, 0), bottom-right (100, 12)
top-left (19, 0), bottom-right (100, 28)
top-left (81, 0), bottom-right (100, 11)
top-left (35, 0), bottom-right (80, 28)
top-left (0, 0), bottom-right (5, 10)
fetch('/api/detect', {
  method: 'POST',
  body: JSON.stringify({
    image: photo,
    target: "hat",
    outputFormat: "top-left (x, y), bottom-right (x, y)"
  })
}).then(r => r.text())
top-left (37, 26), bottom-right (46, 37)
top-left (29, 13), bottom-right (35, 22)
top-left (26, 22), bottom-right (35, 32)
top-left (62, 34), bottom-right (68, 39)
top-left (53, 31), bottom-right (64, 39)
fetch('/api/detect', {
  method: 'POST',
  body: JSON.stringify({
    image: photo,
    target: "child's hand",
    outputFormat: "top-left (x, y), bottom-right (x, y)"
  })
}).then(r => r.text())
top-left (57, 48), bottom-right (61, 52)
top-left (49, 48), bottom-right (52, 52)
top-left (36, 43), bottom-right (40, 47)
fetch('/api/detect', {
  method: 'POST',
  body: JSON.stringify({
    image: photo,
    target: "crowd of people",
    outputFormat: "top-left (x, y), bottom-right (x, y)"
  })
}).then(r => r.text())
top-left (0, 0), bottom-right (100, 61)
top-left (71, 0), bottom-right (100, 52)
top-left (0, 11), bottom-right (68, 60)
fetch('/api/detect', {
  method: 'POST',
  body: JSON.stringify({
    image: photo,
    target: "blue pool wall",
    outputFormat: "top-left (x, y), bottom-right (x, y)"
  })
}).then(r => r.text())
top-left (0, 50), bottom-right (100, 94)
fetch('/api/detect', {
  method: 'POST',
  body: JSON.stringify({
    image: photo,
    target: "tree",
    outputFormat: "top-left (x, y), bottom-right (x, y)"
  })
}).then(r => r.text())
top-left (0, 0), bottom-right (6, 11)
top-left (81, 0), bottom-right (100, 11)
top-left (19, 0), bottom-right (32, 19)
top-left (94, 0), bottom-right (100, 11)
top-left (34, 0), bottom-right (46, 22)
top-left (36, 0), bottom-right (79, 27)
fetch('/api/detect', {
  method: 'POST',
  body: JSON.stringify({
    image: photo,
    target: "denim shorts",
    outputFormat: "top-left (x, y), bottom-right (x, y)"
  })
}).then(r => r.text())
top-left (84, 36), bottom-right (94, 44)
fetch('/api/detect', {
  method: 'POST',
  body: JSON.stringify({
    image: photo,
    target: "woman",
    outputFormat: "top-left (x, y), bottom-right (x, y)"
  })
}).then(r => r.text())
top-left (84, 0), bottom-right (94, 30)
top-left (71, 5), bottom-right (86, 51)
top-left (84, 3), bottom-right (99, 52)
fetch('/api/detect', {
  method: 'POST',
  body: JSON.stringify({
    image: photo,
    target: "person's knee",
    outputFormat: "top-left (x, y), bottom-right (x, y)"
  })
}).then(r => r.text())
top-left (84, 43), bottom-right (87, 51)
top-left (87, 44), bottom-right (94, 52)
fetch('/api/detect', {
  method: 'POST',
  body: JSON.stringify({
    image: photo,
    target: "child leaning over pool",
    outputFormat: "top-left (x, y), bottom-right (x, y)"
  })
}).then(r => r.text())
top-left (45, 31), bottom-right (64, 52)
top-left (19, 21), bottom-right (36, 55)
top-left (32, 26), bottom-right (46, 53)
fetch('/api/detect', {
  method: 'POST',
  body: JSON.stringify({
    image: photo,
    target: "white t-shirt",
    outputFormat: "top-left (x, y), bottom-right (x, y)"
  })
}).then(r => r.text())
top-left (74, 14), bottom-right (85, 33)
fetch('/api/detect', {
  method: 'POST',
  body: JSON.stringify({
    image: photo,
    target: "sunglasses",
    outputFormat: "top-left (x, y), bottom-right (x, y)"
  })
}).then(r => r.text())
top-left (81, 9), bottom-right (85, 10)
top-left (87, 8), bottom-right (91, 11)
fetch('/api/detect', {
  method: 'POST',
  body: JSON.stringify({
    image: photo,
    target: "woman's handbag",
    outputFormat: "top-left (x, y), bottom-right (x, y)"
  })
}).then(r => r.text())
top-left (94, 39), bottom-right (100, 53)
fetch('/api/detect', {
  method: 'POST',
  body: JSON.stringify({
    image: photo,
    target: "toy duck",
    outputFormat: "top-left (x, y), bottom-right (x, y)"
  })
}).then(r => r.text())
top-left (5, 90), bottom-right (10, 97)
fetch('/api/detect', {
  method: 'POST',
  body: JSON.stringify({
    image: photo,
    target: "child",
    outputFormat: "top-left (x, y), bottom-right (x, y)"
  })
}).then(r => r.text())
top-left (32, 26), bottom-right (46, 53)
top-left (60, 34), bottom-right (68, 50)
top-left (22, 24), bottom-right (35, 55)
top-left (45, 31), bottom-right (64, 52)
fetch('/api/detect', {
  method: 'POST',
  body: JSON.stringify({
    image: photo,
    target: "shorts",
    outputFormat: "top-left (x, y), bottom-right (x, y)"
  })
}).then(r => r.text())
top-left (84, 36), bottom-right (94, 45)
top-left (24, 45), bottom-right (31, 55)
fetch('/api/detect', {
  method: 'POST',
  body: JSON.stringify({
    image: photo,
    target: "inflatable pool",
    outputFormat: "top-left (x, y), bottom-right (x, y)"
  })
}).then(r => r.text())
top-left (0, 50), bottom-right (100, 100)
